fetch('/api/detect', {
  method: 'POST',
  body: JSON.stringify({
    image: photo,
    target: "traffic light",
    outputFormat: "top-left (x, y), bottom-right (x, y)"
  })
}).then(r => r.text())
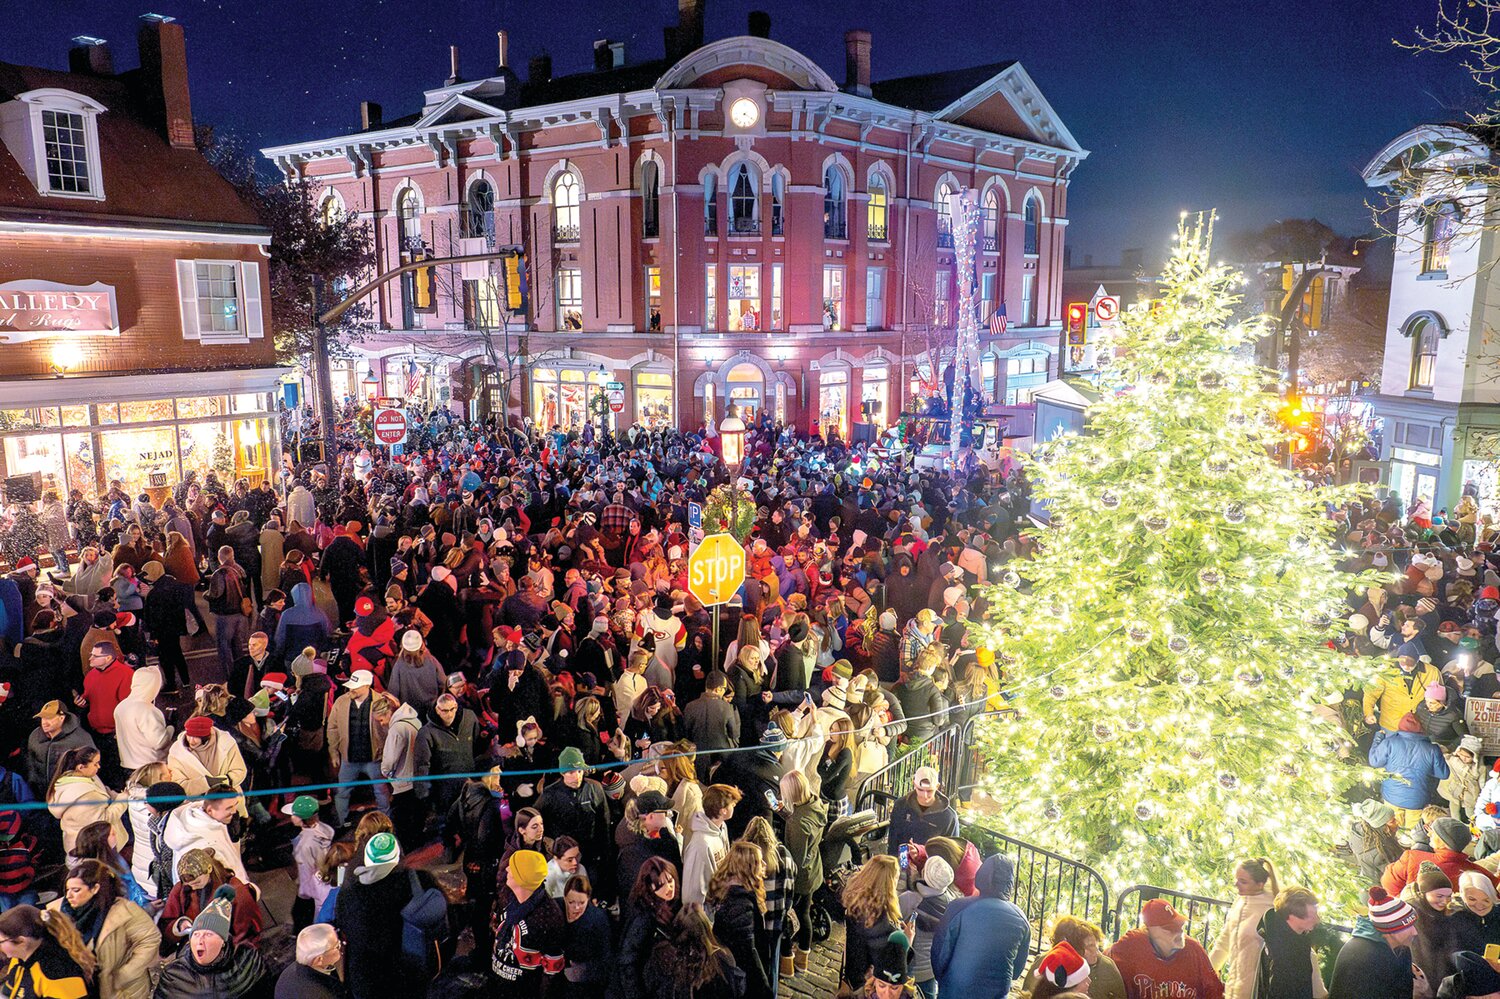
top-left (1066, 302), bottom-right (1087, 344)
top-left (1278, 395), bottom-right (1313, 453)
top-left (503, 252), bottom-right (528, 313)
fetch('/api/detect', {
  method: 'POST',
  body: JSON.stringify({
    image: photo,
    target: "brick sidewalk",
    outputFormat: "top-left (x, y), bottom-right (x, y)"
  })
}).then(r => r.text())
top-left (779, 923), bottom-right (844, 998)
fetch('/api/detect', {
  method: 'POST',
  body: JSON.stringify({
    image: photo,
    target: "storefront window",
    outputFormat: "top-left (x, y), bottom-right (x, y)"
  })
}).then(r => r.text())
top-left (233, 418), bottom-right (272, 485)
top-left (0, 409), bottom-right (50, 432)
top-left (119, 399), bottom-right (175, 424)
top-left (3, 433), bottom-right (65, 496)
top-left (64, 432), bottom-right (97, 500)
top-left (861, 364), bottom-right (889, 429)
top-left (176, 397), bottom-right (228, 420)
top-left (728, 265), bottom-right (761, 331)
top-left (95, 403), bottom-right (120, 425)
top-left (819, 369), bottom-right (849, 441)
top-left (635, 371), bottom-right (673, 427)
top-left (531, 367), bottom-right (602, 431)
top-left (704, 383), bottom-right (716, 428)
top-left (101, 425), bottom-right (179, 497)
top-left (59, 406), bottom-right (88, 428)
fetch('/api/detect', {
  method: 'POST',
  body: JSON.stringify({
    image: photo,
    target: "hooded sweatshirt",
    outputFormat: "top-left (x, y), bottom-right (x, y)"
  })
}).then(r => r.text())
top-left (680, 810), bottom-right (731, 907)
top-left (115, 665), bottom-right (173, 769)
top-left (381, 702), bottom-right (424, 794)
top-left (164, 803), bottom-right (248, 883)
top-left (1327, 916), bottom-right (1412, 999)
top-left (931, 855), bottom-right (1031, 997)
top-left (293, 820), bottom-right (335, 904)
top-left (274, 582), bottom-right (331, 668)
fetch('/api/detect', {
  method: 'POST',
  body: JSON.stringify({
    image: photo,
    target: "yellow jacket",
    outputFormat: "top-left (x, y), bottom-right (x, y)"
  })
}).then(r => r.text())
top-left (1364, 663), bottom-right (1442, 731)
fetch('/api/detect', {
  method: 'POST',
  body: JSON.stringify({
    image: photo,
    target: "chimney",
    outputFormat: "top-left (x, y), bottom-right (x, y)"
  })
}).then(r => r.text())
top-left (844, 30), bottom-right (871, 98)
top-left (593, 39), bottom-right (613, 72)
top-left (136, 14), bottom-right (194, 149)
top-left (748, 11), bottom-right (771, 38)
top-left (676, 0), bottom-right (704, 55)
top-left (528, 52), bottom-right (552, 85)
top-left (610, 41), bottom-right (625, 67)
top-left (496, 30), bottom-right (509, 71)
top-left (446, 44), bottom-right (462, 85)
top-left (68, 36), bottom-right (113, 76)
top-left (360, 101), bottom-right (382, 130)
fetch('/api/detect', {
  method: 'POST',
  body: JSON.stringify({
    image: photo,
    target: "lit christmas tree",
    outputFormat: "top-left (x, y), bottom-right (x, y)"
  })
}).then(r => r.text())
top-left (972, 213), bottom-right (1379, 901)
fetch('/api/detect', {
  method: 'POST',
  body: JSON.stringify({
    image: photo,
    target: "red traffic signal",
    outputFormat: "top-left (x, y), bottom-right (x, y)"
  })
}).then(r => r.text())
top-left (1066, 302), bottom-right (1087, 344)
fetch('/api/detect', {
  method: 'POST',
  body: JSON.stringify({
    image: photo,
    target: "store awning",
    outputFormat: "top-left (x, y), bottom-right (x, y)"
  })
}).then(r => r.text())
top-left (0, 366), bottom-right (288, 409)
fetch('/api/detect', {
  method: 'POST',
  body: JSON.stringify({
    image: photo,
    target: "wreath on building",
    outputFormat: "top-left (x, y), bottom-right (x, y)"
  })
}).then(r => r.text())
top-left (702, 483), bottom-right (757, 543)
top-left (589, 390), bottom-right (610, 420)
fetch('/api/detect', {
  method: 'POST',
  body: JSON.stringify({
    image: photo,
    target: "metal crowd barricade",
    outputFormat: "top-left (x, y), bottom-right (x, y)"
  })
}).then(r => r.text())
top-left (1113, 884), bottom-right (1230, 948)
top-left (960, 820), bottom-right (1113, 952)
top-left (852, 721), bottom-right (968, 822)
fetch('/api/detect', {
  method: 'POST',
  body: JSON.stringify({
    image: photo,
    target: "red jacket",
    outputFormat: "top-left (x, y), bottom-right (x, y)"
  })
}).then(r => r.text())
top-left (1382, 847), bottom-right (1499, 894)
top-left (82, 659), bottom-right (133, 735)
top-left (1108, 928), bottom-right (1224, 999)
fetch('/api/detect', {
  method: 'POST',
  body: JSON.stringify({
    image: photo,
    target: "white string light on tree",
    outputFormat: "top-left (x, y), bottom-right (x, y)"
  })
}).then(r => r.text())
top-left (947, 188), bottom-right (982, 474)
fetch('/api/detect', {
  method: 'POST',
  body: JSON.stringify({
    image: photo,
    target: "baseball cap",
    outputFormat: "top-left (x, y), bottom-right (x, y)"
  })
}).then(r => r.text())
top-left (344, 669), bottom-right (374, 689)
top-left (635, 790), bottom-right (673, 814)
top-left (355, 596), bottom-right (375, 617)
top-left (913, 766), bottom-right (940, 790)
top-left (1141, 899), bottom-right (1186, 930)
top-left (34, 699), bottom-right (63, 720)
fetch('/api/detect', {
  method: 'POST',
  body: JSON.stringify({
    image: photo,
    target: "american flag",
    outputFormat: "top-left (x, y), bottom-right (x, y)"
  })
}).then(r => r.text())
top-left (989, 303), bottom-right (1008, 336)
top-left (405, 357), bottom-right (420, 396)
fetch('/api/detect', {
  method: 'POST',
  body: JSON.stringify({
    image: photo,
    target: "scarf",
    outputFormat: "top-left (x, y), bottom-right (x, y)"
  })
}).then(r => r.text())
top-left (62, 895), bottom-right (105, 945)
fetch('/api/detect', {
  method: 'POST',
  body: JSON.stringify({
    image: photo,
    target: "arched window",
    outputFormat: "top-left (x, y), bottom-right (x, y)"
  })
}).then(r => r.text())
top-left (1423, 201), bottom-right (1460, 274)
top-left (936, 182), bottom-right (954, 247)
top-left (641, 161), bottom-right (660, 239)
top-left (1023, 194), bottom-right (1041, 255)
top-left (868, 177), bottom-right (888, 240)
top-left (318, 195), bottom-right (340, 228)
top-left (704, 174), bottom-right (718, 235)
top-left (463, 179), bottom-right (494, 240)
top-left (553, 173), bottom-right (580, 241)
top-left (771, 172), bottom-right (785, 236)
top-left (730, 163), bottom-right (758, 234)
top-left (397, 188), bottom-right (421, 246)
top-left (824, 166), bottom-right (846, 239)
top-left (982, 190), bottom-right (1000, 252)
top-left (1410, 317), bottom-right (1439, 390)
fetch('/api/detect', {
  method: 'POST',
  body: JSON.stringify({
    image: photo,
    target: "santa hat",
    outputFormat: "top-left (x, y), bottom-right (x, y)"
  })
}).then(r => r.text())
top-left (259, 673), bottom-right (287, 692)
top-left (1037, 940), bottom-right (1090, 990)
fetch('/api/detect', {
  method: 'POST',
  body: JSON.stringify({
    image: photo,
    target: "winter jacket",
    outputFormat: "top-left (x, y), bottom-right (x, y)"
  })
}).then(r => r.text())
top-left (293, 822), bottom-right (335, 904)
top-left (159, 876), bottom-right (262, 949)
top-left (683, 693), bottom-right (741, 755)
top-left (333, 859), bottom-right (417, 999)
top-left (1254, 904), bottom-right (1325, 999)
top-left (325, 692), bottom-right (383, 767)
top-left (384, 652), bottom-right (446, 718)
top-left (152, 941), bottom-right (270, 999)
top-left (711, 884), bottom-right (771, 999)
top-left (274, 961), bottom-right (349, 999)
top-left (46, 895), bottom-right (160, 999)
top-left (901, 883), bottom-right (961, 986)
top-left (0, 936), bottom-right (92, 999)
top-left (167, 727), bottom-right (248, 813)
top-left (714, 748), bottom-right (782, 841)
top-left (47, 773), bottom-right (128, 854)
top-left (536, 777), bottom-right (611, 868)
top-left (1440, 752), bottom-right (1484, 819)
top-left (1347, 818), bottom-right (1404, 886)
top-left (614, 901), bottom-right (675, 999)
top-left (1416, 701), bottom-right (1468, 751)
top-left (115, 665), bottom-right (172, 769)
top-left (887, 791), bottom-right (961, 850)
top-left (783, 797), bottom-right (827, 896)
top-left (1369, 729), bottom-right (1448, 809)
top-left (931, 855), bottom-right (1032, 998)
top-left (1363, 663), bottom-right (1443, 731)
top-left (894, 672), bottom-right (948, 743)
top-left (164, 803), bottom-right (248, 883)
top-left (444, 779), bottom-right (507, 893)
top-left (682, 811), bottom-right (731, 906)
top-left (25, 709), bottom-right (96, 791)
top-left (124, 781), bottom-right (164, 899)
top-left (1382, 846), bottom-right (1499, 894)
top-left (143, 574), bottom-right (204, 639)
top-left (1207, 890), bottom-right (1273, 999)
top-left (413, 709), bottom-right (478, 790)
top-left (1109, 928), bottom-right (1224, 999)
top-left (1405, 886), bottom-right (1462, 988)
top-left (380, 702), bottom-right (423, 794)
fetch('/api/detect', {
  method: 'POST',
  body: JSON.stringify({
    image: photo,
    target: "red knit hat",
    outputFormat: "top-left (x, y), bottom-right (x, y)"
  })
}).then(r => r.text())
top-left (184, 716), bottom-right (214, 739)
top-left (1484, 586), bottom-right (1500, 600)
top-left (1398, 713), bottom-right (1424, 734)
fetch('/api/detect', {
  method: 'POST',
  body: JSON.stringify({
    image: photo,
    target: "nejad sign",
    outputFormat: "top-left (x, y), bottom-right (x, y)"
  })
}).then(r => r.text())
top-left (0, 280), bottom-right (120, 344)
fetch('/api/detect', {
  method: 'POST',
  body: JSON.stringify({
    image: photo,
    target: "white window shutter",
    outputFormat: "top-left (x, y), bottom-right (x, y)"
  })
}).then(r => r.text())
top-left (176, 260), bottom-right (200, 340)
top-left (241, 260), bottom-right (264, 340)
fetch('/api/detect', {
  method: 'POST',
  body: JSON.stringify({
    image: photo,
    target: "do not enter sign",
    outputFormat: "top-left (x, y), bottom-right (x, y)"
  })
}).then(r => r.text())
top-left (688, 532), bottom-right (746, 607)
top-left (373, 407), bottom-right (407, 445)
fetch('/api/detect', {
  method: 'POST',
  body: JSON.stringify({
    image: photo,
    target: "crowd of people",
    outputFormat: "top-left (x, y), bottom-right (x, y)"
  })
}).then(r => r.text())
top-left (2, 405), bottom-right (1500, 999)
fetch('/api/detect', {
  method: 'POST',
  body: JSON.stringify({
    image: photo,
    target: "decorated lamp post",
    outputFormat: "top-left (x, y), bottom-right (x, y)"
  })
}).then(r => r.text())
top-left (948, 188), bottom-right (983, 475)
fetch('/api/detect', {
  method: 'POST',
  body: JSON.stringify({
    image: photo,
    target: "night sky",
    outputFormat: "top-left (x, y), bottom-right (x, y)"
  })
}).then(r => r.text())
top-left (1, 0), bottom-right (1476, 266)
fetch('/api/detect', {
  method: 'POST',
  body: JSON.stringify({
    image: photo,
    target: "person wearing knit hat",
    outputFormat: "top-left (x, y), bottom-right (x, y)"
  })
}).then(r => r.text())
top-left (896, 855), bottom-right (958, 995)
top-left (869, 930), bottom-right (914, 991)
top-left (152, 881), bottom-right (270, 998)
top-left (1328, 887), bottom-right (1416, 999)
top-left (493, 848), bottom-right (566, 992)
top-left (1370, 713), bottom-right (1451, 829)
top-left (508, 849), bottom-right (548, 892)
top-left (1407, 862), bottom-right (1461, 989)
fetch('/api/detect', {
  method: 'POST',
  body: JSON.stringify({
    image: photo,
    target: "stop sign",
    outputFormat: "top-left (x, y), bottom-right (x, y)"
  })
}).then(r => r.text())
top-left (373, 407), bottom-right (407, 445)
top-left (688, 532), bottom-right (746, 607)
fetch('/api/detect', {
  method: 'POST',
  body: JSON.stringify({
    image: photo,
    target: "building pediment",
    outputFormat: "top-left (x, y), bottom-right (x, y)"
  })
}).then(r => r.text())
top-left (1363, 124), bottom-right (1496, 188)
top-left (657, 36), bottom-right (839, 93)
top-left (934, 64), bottom-right (1081, 153)
top-left (414, 93), bottom-right (504, 130)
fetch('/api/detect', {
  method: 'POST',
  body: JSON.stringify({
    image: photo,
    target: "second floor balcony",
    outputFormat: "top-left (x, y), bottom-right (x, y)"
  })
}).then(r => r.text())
top-left (729, 216), bottom-right (761, 236)
top-left (868, 222), bottom-right (888, 241)
top-left (824, 217), bottom-right (847, 240)
top-left (553, 221), bottom-right (581, 243)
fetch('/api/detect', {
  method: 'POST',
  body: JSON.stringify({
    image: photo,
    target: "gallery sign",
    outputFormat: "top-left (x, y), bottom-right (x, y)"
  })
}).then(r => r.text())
top-left (0, 280), bottom-right (120, 343)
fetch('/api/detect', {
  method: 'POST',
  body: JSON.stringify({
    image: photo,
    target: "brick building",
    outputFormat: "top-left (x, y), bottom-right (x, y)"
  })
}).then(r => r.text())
top-left (263, 3), bottom-right (1086, 435)
top-left (0, 15), bottom-right (280, 504)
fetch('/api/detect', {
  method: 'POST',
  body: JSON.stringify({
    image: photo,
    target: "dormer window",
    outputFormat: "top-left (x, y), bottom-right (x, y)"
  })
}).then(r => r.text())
top-left (0, 89), bottom-right (106, 200)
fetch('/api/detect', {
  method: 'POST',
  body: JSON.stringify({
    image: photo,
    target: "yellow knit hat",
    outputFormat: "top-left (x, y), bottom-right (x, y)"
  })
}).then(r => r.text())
top-left (508, 849), bottom-right (548, 891)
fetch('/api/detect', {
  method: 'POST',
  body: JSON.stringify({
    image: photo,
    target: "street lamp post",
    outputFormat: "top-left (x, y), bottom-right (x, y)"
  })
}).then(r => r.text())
top-left (713, 414), bottom-right (746, 665)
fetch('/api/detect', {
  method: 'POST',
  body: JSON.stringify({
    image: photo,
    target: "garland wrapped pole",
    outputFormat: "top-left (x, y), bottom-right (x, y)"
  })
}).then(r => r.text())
top-left (703, 483), bottom-right (756, 543)
top-left (971, 213), bottom-right (1381, 903)
top-left (948, 188), bottom-right (982, 474)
